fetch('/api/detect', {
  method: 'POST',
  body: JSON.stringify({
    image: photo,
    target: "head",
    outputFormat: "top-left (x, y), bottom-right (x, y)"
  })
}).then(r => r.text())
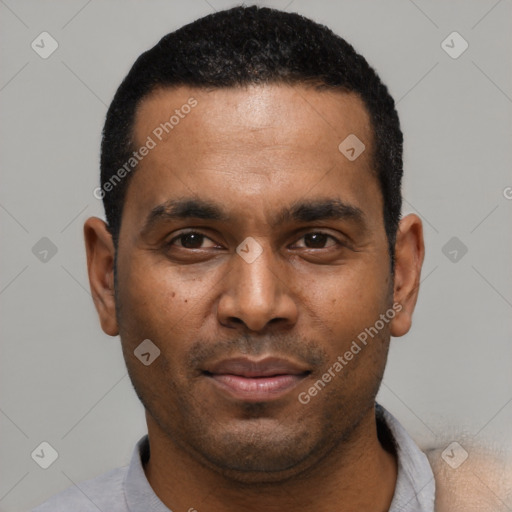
top-left (85, 5), bottom-right (424, 482)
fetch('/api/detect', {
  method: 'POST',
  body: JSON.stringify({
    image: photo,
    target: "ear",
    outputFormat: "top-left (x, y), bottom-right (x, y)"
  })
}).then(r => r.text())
top-left (390, 214), bottom-right (425, 337)
top-left (84, 217), bottom-right (119, 336)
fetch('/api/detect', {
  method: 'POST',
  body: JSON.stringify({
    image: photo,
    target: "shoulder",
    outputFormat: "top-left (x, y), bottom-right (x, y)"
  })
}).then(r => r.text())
top-left (31, 465), bottom-right (129, 512)
top-left (425, 443), bottom-right (512, 512)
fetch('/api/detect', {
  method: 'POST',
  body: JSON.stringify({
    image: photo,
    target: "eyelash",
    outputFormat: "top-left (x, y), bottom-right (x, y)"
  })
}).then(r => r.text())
top-left (165, 230), bottom-right (343, 250)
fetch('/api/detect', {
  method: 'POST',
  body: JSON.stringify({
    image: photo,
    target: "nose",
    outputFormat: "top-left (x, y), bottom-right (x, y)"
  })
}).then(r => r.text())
top-left (216, 241), bottom-right (298, 332)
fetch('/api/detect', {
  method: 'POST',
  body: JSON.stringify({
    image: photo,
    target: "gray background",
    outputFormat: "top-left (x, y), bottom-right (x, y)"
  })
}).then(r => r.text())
top-left (1, 0), bottom-right (511, 510)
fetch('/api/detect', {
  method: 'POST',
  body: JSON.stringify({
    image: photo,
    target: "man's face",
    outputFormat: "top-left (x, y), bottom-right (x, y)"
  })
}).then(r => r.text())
top-left (113, 84), bottom-right (395, 478)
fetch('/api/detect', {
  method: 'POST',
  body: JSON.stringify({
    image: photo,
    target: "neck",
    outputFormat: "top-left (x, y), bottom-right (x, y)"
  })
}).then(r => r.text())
top-left (143, 407), bottom-right (398, 512)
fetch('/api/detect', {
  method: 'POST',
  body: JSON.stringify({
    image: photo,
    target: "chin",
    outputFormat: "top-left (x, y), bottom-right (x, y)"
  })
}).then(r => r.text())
top-left (185, 420), bottom-right (324, 482)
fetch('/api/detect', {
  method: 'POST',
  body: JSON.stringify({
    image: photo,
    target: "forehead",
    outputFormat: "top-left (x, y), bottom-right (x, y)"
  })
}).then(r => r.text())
top-left (133, 84), bottom-right (374, 160)
top-left (123, 84), bottom-right (381, 234)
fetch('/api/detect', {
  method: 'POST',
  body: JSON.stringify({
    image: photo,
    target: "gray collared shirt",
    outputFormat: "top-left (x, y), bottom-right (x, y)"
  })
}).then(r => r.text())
top-left (32, 404), bottom-right (435, 511)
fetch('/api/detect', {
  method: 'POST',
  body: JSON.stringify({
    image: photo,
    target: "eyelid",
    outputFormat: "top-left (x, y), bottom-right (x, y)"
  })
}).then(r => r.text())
top-left (166, 228), bottom-right (346, 250)
top-left (166, 229), bottom-right (219, 248)
top-left (289, 230), bottom-right (344, 249)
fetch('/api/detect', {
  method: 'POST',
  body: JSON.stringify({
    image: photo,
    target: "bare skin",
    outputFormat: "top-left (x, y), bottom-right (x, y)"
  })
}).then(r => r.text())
top-left (427, 445), bottom-right (512, 512)
top-left (84, 84), bottom-right (424, 511)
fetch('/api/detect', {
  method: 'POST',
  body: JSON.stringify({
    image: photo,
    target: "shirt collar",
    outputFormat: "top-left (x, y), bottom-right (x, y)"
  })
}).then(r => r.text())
top-left (376, 404), bottom-right (436, 511)
top-left (124, 435), bottom-right (171, 512)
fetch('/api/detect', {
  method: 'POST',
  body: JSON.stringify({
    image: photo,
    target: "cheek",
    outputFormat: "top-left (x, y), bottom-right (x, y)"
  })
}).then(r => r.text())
top-left (117, 267), bottom-right (196, 395)
top-left (310, 270), bottom-right (392, 400)
top-left (117, 257), bottom-right (215, 368)
top-left (117, 260), bottom-right (184, 341)
top-left (306, 262), bottom-right (391, 344)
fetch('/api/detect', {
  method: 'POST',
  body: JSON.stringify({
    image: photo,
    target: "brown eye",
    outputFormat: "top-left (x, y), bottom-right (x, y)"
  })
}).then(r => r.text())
top-left (167, 231), bottom-right (218, 250)
top-left (178, 233), bottom-right (205, 248)
top-left (295, 232), bottom-right (338, 249)
top-left (304, 233), bottom-right (329, 248)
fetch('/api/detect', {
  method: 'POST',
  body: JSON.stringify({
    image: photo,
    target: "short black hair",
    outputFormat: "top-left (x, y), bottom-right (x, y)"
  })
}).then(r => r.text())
top-left (100, 5), bottom-right (403, 262)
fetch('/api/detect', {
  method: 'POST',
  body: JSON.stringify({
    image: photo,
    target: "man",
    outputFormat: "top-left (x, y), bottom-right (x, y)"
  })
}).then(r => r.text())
top-left (33, 5), bottom-right (433, 511)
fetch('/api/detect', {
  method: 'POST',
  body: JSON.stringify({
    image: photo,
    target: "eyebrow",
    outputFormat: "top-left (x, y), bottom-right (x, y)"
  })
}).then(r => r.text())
top-left (273, 198), bottom-right (365, 227)
top-left (141, 196), bottom-right (366, 235)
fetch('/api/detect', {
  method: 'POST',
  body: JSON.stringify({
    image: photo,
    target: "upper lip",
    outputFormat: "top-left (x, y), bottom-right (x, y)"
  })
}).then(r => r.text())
top-left (204, 357), bottom-right (311, 378)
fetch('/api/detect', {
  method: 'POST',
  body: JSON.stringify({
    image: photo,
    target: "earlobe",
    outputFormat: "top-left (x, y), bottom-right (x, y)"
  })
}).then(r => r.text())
top-left (390, 214), bottom-right (425, 338)
top-left (83, 217), bottom-right (119, 336)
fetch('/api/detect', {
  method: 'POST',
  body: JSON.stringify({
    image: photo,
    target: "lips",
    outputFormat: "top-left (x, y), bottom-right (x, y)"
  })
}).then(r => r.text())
top-left (203, 357), bottom-right (310, 402)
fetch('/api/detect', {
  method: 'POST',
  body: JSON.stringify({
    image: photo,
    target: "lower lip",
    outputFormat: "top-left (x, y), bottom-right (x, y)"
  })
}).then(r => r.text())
top-left (208, 374), bottom-right (305, 401)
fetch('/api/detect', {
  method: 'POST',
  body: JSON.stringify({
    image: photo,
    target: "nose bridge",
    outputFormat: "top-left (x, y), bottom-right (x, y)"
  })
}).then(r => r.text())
top-left (217, 237), bottom-right (297, 331)
top-left (234, 238), bottom-right (280, 310)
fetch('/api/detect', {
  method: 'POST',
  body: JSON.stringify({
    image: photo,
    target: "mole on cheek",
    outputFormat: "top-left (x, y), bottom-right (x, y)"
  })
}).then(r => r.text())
top-left (171, 292), bottom-right (176, 298)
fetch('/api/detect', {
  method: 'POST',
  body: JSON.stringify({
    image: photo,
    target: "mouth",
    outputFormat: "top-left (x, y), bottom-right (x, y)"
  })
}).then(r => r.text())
top-left (202, 356), bottom-right (311, 402)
